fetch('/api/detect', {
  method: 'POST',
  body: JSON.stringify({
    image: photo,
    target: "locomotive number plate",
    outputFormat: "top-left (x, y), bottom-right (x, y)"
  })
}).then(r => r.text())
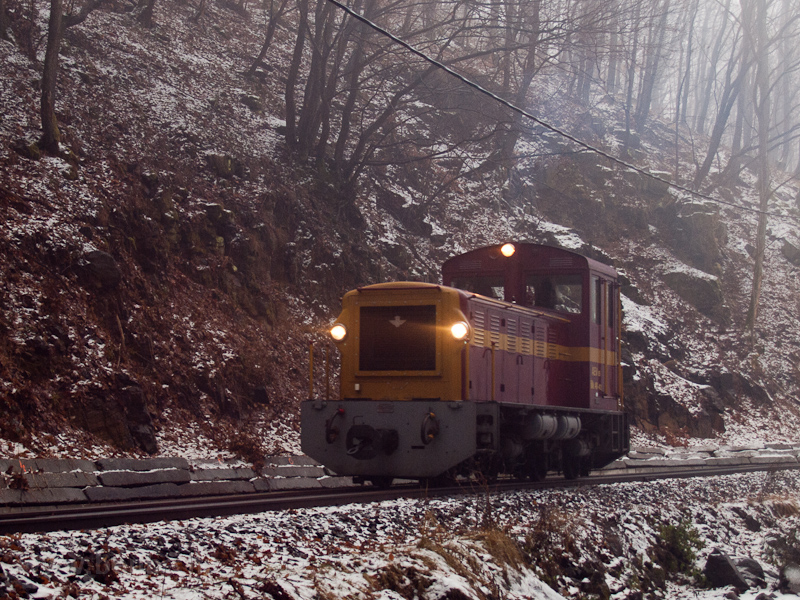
top-left (377, 403), bottom-right (395, 413)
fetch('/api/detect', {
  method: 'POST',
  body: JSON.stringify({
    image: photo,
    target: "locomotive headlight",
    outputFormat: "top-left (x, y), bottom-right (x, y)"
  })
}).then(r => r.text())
top-left (500, 243), bottom-right (516, 257)
top-left (450, 321), bottom-right (470, 341)
top-left (330, 323), bottom-right (348, 341)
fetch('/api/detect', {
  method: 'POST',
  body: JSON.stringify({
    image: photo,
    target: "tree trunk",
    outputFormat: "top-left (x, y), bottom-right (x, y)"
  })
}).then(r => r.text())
top-left (284, 0), bottom-right (308, 149)
top-left (40, 0), bottom-right (65, 154)
top-left (191, 0), bottom-right (207, 23)
top-left (777, 0), bottom-right (793, 167)
top-left (694, 0), bottom-right (731, 135)
top-left (0, 0), bottom-right (9, 41)
top-left (138, 0), bottom-right (156, 27)
top-left (674, 38), bottom-right (684, 182)
top-left (489, 0), bottom-right (542, 172)
top-left (679, 0), bottom-right (698, 125)
top-left (333, 12), bottom-right (371, 174)
top-left (246, 0), bottom-right (289, 76)
top-left (721, 54), bottom-right (752, 183)
top-left (690, 2), bottom-right (711, 129)
top-left (634, 0), bottom-right (670, 131)
top-left (745, 0), bottom-right (772, 335)
top-left (622, 2), bottom-right (641, 157)
top-left (296, 1), bottom-right (336, 158)
top-left (606, 23), bottom-right (619, 93)
top-left (692, 42), bottom-right (743, 189)
top-left (691, 81), bottom-right (739, 189)
top-left (39, 0), bottom-right (105, 154)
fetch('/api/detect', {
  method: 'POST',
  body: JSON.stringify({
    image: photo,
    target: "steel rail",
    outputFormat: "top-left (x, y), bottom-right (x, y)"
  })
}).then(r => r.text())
top-left (1, 460), bottom-right (797, 535)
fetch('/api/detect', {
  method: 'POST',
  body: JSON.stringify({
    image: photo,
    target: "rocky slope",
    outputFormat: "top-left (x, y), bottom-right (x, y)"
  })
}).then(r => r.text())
top-left (0, 0), bottom-right (799, 460)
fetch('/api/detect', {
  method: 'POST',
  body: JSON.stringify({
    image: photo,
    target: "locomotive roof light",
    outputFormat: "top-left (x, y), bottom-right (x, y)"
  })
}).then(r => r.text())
top-left (330, 323), bottom-right (348, 341)
top-left (500, 243), bottom-right (516, 257)
top-left (450, 321), bottom-right (470, 341)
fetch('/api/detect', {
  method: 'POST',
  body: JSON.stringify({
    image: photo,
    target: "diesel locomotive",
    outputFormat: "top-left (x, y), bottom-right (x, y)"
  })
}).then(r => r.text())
top-left (301, 243), bottom-right (629, 486)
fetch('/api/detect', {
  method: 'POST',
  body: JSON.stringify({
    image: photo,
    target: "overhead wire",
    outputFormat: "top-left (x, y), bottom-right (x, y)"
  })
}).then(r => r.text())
top-left (323, 0), bottom-right (800, 224)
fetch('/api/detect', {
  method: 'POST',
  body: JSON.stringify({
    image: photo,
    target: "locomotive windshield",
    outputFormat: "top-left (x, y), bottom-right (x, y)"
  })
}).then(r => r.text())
top-left (359, 305), bottom-right (437, 372)
top-left (525, 274), bottom-right (583, 313)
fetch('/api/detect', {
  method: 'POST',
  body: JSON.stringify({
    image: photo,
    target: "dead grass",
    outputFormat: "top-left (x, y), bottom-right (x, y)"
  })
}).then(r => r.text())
top-left (522, 506), bottom-right (581, 586)
top-left (365, 562), bottom-right (433, 600)
top-left (471, 528), bottom-right (526, 570)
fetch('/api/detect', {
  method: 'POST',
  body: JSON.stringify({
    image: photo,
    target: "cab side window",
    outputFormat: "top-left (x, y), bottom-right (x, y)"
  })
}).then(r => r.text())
top-left (451, 276), bottom-right (505, 300)
top-left (526, 274), bottom-right (583, 314)
top-left (591, 276), bottom-right (602, 324)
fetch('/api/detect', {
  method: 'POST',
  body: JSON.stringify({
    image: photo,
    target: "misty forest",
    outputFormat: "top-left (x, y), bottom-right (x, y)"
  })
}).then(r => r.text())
top-left (0, 0), bottom-right (799, 456)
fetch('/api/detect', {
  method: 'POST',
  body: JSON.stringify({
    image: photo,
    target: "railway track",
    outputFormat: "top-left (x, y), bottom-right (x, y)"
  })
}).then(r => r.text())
top-left (1, 459), bottom-right (798, 535)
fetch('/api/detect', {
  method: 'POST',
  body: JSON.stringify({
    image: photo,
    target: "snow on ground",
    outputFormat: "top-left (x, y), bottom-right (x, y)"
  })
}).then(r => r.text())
top-left (3, 470), bottom-right (800, 599)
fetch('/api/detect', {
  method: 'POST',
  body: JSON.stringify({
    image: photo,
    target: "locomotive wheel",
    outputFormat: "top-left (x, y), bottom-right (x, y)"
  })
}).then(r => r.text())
top-left (480, 454), bottom-right (501, 484)
top-left (421, 471), bottom-right (456, 489)
top-left (529, 459), bottom-right (547, 482)
top-left (515, 456), bottom-right (546, 482)
top-left (480, 463), bottom-right (499, 485)
top-left (369, 476), bottom-right (394, 489)
top-left (562, 459), bottom-right (579, 480)
top-left (520, 446), bottom-right (547, 482)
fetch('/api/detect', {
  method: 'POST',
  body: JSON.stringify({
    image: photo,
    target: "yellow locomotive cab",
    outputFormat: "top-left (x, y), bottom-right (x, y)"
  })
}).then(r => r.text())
top-left (329, 283), bottom-right (469, 402)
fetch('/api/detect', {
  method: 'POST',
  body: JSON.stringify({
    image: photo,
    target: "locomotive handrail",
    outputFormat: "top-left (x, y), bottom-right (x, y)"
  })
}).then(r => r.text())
top-left (491, 342), bottom-right (496, 402)
top-left (308, 342), bottom-right (314, 399)
top-left (308, 343), bottom-right (333, 401)
top-left (356, 283), bottom-right (442, 292)
top-left (325, 346), bottom-right (331, 401)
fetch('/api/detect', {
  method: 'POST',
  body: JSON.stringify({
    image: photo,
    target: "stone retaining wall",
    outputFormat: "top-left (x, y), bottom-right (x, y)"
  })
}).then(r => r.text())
top-left (602, 442), bottom-right (800, 473)
top-left (2, 442), bottom-right (799, 507)
top-left (0, 456), bottom-right (350, 507)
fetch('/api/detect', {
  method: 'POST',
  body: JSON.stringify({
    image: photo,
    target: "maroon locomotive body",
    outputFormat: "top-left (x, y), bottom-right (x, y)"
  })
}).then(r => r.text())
top-left (443, 243), bottom-right (623, 412)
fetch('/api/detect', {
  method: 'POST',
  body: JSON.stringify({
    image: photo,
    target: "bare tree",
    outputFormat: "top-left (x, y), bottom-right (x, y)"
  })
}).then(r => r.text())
top-left (634, 0), bottom-right (671, 130)
top-left (246, 0), bottom-right (290, 76)
top-left (40, 0), bottom-right (105, 154)
top-left (138, 0), bottom-right (156, 27)
top-left (693, 0), bottom-right (733, 135)
top-left (40, 0), bottom-right (65, 153)
top-left (284, 0), bottom-right (308, 151)
top-left (283, 0), bottom-right (502, 196)
top-left (622, 0), bottom-right (642, 156)
top-left (674, 0), bottom-right (696, 127)
top-left (692, 32), bottom-right (746, 189)
top-left (191, 0), bottom-right (208, 23)
top-left (606, 12), bottom-right (622, 93)
top-left (775, 0), bottom-right (800, 168)
top-left (673, 0), bottom-right (699, 182)
top-left (0, 0), bottom-right (9, 41)
top-left (744, 0), bottom-right (772, 334)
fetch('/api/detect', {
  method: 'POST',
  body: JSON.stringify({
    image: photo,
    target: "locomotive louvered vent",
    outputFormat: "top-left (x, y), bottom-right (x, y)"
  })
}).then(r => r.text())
top-left (359, 305), bottom-right (436, 371)
top-left (547, 328), bottom-right (559, 359)
top-left (489, 313), bottom-right (502, 346)
top-left (458, 259), bottom-right (483, 270)
top-left (506, 317), bottom-right (518, 353)
top-left (473, 310), bottom-right (486, 346)
top-left (534, 325), bottom-right (547, 358)
top-left (519, 318), bottom-right (533, 355)
top-left (549, 257), bottom-right (574, 268)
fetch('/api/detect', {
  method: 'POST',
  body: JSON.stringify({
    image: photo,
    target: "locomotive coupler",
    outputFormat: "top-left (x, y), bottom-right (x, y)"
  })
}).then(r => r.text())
top-left (345, 424), bottom-right (399, 459)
